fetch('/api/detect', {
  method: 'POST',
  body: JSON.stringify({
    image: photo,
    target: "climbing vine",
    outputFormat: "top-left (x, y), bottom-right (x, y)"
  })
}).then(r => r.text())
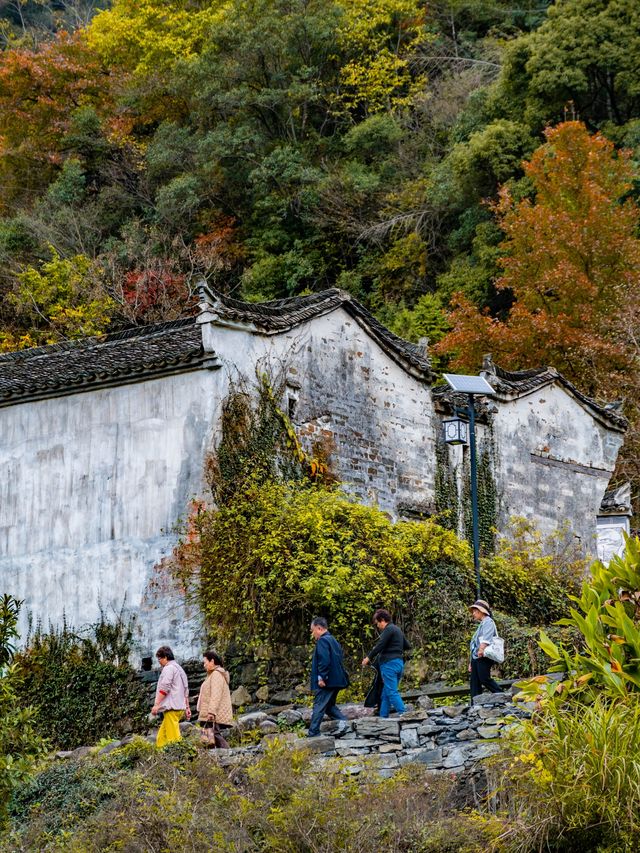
top-left (434, 440), bottom-right (459, 531)
top-left (206, 371), bottom-right (328, 504)
top-left (462, 442), bottom-right (498, 555)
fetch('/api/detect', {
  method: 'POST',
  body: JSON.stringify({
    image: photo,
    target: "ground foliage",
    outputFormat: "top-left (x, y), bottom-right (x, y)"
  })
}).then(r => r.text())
top-left (2, 739), bottom-right (504, 852)
top-left (11, 613), bottom-right (149, 750)
top-left (494, 535), bottom-right (640, 852)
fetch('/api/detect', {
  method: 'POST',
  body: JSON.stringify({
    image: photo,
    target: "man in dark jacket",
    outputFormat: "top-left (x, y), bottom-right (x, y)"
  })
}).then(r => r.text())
top-left (308, 617), bottom-right (349, 737)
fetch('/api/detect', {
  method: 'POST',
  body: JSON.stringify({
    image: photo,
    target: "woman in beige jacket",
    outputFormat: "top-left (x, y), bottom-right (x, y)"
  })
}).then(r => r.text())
top-left (197, 650), bottom-right (233, 747)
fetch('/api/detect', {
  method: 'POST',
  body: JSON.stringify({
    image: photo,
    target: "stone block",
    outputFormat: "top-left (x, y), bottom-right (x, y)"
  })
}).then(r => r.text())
top-left (416, 723), bottom-right (441, 736)
top-left (400, 727), bottom-right (420, 749)
top-left (378, 743), bottom-right (403, 753)
top-left (69, 746), bottom-right (92, 760)
top-left (259, 720), bottom-right (279, 734)
top-left (302, 735), bottom-right (336, 754)
top-left (336, 746), bottom-right (371, 757)
top-left (277, 709), bottom-right (303, 725)
top-left (456, 728), bottom-right (477, 741)
top-left (237, 711), bottom-right (271, 730)
top-left (98, 740), bottom-right (122, 756)
top-left (442, 704), bottom-right (466, 718)
top-left (443, 747), bottom-right (467, 768)
top-left (354, 718), bottom-right (399, 738)
top-left (477, 726), bottom-right (501, 739)
top-left (417, 695), bottom-right (434, 711)
top-left (465, 742), bottom-right (501, 762)
top-left (255, 685), bottom-right (270, 703)
top-left (400, 747), bottom-right (443, 768)
top-left (472, 692), bottom-right (510, 707)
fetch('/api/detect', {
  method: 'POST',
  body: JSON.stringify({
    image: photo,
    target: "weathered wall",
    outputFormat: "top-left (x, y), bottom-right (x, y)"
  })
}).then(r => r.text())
top-left (205, 308), bottom-right (437, 518)
top-left (0, 367), bottom-right (225, 657)
top-left (489, 385), bottom-right (623, 550)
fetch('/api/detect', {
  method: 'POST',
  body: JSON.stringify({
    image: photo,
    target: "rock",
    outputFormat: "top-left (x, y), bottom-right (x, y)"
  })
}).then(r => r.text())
top-left (403, 747), bottom-right (443, 769)
top-left (456, 728), bottom-right (477, 741)
top-left (70, 746), bottom-right (92, 760)
top-left (472, 692), bottom-right (510, 707)
top-left (277, 709), bottom-right (303, 725)
top-left (259, 720), bottom-right (279, 734)
top-left (416, 723), bottom-right (441, 736)
top-left (298, 707), bottom-right (313, 723)
top-left (337, 746), bottom-right (371, 756)
top-left (442, 705), bottom-right (466, 718)
top-left (466, 742), bottom-right (501, 761)
top-left (237, 711), bottom-right (270, 730)
top-left (378, 743), bottom-right (403, 753)
top-left (231, 686), bottom-right (252, 707)
top-left (179, 721), bottom-right (195, 734)
top-left (320, 720), bottom-right (353, 736)
top-left (342, 763), bottom-right (364, 775)
top-left (443, 747), bottom-right (467, 768)
top-left (300, 735), bottom-right (335, 754)
top-left (98, 740), bottom-right (122, 756)
top-left (255, 685), bottom-right (270, 703)
top-left (375, 753), bottom-right (399, 769)
top-left (477, 726), bottom-right (501, 739)
top-left (400, 727), bottom-right (420, 749)
top-left (397, 709), bottom-right (428, 722)
top-left (55, 750), bottom-right (75, 760)
top-left (270, 690), bottom-right (296, 705)
top-left (260, 732), bottom-right (300, 747)
top-left (417, 695), bottom-right (434, 711)
top-left (354, 718), bottom-right (399, 738)
top-left (336, 703), bottom-right (376, 720)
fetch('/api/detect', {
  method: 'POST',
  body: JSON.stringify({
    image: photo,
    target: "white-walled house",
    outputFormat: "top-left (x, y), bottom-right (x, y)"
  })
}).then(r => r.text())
top-left (0, 287), bottom-right (627, 656)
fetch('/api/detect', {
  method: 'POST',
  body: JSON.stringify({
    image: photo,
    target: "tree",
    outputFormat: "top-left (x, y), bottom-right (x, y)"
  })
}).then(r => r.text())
top-left (438, 122), bottom-right (640, 399)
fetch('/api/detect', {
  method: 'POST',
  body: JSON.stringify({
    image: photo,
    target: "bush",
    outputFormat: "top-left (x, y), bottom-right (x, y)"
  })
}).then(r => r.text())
top-left (481, 518), bottom-right (586, 625)
top-left (500, 695), bottom-right (640, 851)
top-left (3, 741), bottom-right (503, 852)
top-left (12, 614), bottom-right (149, 750)
top-left (0, 595), bottom-right (48, 828)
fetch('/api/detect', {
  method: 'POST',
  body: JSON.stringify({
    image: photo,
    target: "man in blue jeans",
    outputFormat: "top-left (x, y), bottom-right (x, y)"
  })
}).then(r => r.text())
top-left (307, 617), bottom-right (350, 737)
top-left (362, 609), bottom-right (410, 718)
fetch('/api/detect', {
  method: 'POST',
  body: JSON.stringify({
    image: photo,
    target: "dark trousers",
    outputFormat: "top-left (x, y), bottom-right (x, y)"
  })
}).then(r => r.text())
top-left (308, 687), bottom-right (346, 736)
top-left (470, 657), bottom-right (502, 699)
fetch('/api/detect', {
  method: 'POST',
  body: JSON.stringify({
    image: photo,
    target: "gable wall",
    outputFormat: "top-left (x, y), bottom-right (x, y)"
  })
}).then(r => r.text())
top-left (206, 308), bottom-right (437, 517)
top-left (489, 384), bottom-right (623, 549)
top-left (0, 367), bottom-right (226, 657)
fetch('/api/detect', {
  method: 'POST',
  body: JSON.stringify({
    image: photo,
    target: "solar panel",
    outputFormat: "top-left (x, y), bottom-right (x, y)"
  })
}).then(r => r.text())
top-left (442, 373), bottom-right (495, 395)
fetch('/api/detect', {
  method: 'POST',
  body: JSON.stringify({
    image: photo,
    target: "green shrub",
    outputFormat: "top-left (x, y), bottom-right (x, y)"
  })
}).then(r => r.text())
top-left (0, 595), bottom-right (48, 828)
top-left (12, 614), bottom-right (149, 750)
top-left (481, 518), bottom-right (586, 625)
top-left (500, 695), bottom-right (640, 851)
top-left (3, 741), bottom-right (504, 852)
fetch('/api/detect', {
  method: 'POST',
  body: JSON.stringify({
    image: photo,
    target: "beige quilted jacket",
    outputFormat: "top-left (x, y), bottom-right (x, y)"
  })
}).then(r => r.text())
top-left (197, 667), bottom-right (233, 725)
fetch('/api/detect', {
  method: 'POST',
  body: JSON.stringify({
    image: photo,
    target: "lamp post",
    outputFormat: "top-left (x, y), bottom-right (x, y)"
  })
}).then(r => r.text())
top-left (442, 373), bottom-right (495, 599)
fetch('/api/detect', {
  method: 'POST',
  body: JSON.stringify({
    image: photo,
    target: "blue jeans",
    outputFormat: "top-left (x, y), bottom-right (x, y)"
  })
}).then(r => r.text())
top-left (308, 687), bottom-right (346, 736)
top-left (379, 659), bottom-right (405, 717)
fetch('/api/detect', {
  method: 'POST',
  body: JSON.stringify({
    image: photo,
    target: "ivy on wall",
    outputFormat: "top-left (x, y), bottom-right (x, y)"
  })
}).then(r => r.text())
top-left (462, 443), bottom-right (498, 556)
top-left (434, 439), bottom-right (459, 531)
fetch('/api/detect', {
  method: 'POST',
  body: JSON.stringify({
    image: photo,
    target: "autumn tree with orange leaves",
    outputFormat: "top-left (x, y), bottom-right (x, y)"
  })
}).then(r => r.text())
top-left (438, 121), bottom-right (640, 494)
top-left (439, 122), bottom-right (640, 399)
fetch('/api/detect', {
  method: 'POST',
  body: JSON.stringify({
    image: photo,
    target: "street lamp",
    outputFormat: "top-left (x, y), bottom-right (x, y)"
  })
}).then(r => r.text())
top-left (442, 373), bottom-right (495, 599)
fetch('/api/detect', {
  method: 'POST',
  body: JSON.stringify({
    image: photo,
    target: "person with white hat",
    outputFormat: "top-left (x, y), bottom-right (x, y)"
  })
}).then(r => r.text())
top-left (468, 599), bottom-right (502, 700)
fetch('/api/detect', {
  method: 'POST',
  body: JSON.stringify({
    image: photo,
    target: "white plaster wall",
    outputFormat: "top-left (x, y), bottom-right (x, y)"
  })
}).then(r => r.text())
top-left (490, 384), bottom-right (623, 552)
top-left (205, 308), bottom-right (437, 516)
top-left (0, 367), bottom-right (227, 658)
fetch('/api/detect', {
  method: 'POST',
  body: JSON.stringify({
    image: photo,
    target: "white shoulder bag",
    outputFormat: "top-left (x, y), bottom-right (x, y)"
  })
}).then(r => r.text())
top-left (483, 635), bottom-right (505, 664)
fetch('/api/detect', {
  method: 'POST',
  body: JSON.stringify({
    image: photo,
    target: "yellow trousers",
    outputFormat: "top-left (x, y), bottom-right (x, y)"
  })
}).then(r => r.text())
top-left (156, 710), bottom-right (184, 747)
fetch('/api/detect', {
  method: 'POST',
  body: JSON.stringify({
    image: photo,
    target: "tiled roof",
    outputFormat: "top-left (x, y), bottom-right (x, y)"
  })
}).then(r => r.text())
top-left (0, 288), bottom-right (432, 405)
top-left (0, 318), bottom-right (204, 406)
top-left (481, 357), bottom-right (627, 431)
top-left (599, 482), bottom-right (632, 516)
top-left (201, 286), bottom-right (432, 380)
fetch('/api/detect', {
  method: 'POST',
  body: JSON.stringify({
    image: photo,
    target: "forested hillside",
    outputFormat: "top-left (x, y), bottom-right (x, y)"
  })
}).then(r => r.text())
top-left (1, 0), bottom-right (639, 497)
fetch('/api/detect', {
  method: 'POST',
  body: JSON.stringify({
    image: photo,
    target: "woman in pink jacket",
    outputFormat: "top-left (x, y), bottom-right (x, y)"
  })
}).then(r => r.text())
top-left (197, 650), bottom-right (233, 748)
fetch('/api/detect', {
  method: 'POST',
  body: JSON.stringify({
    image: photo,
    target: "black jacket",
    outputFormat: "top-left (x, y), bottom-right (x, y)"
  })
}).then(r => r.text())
top-left (366, 623), bottom-right (410, 664)
top-left (310, 631), bottom-right (350, 691)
